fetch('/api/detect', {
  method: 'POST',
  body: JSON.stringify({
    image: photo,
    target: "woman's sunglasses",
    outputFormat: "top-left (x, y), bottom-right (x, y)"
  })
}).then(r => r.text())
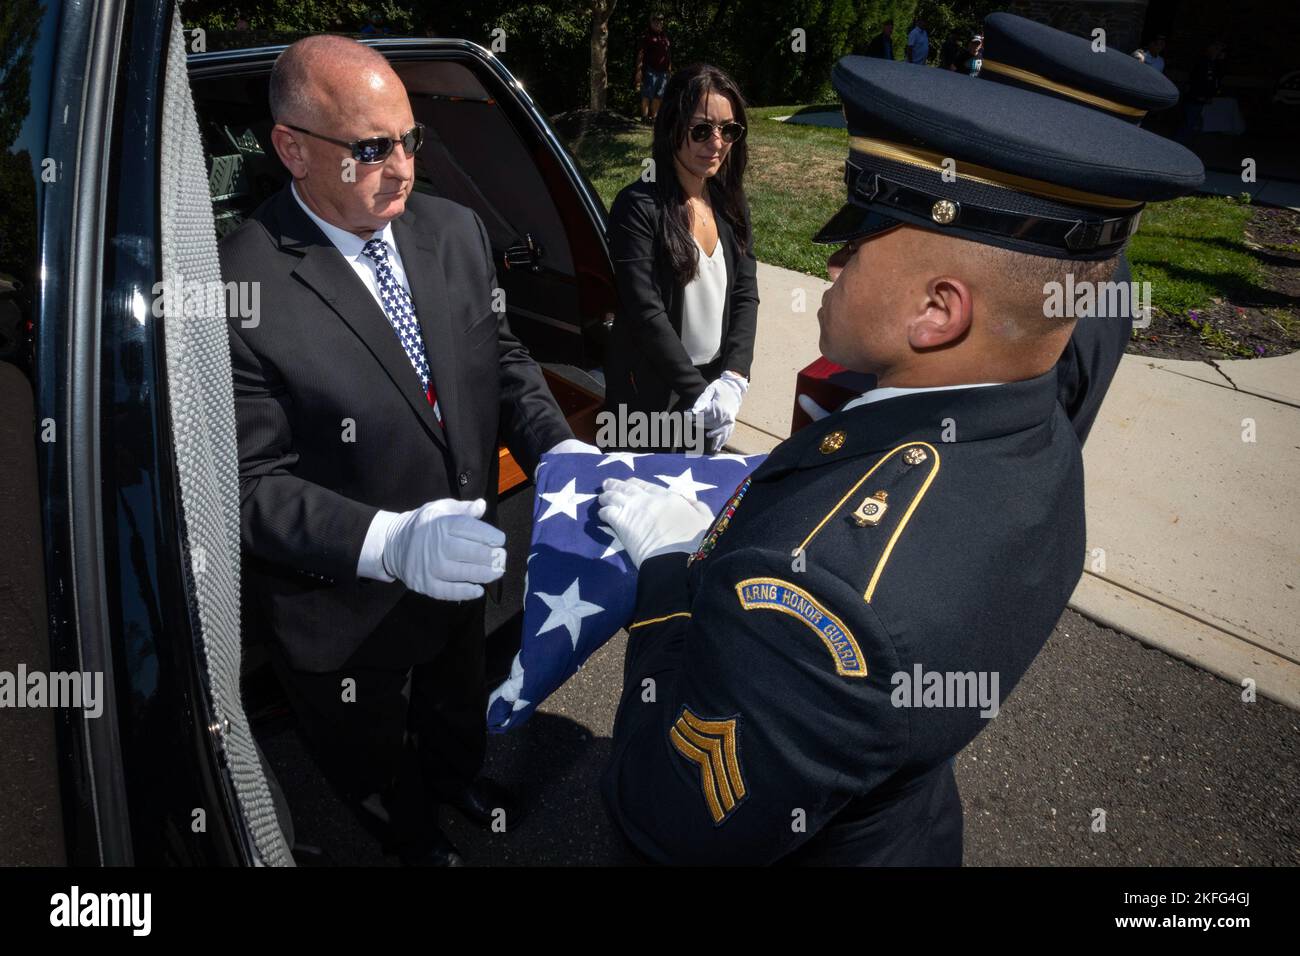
top-left (285, 123), bottom-right (425, 164)
top-left (688, 121), bottom-right (746, 144)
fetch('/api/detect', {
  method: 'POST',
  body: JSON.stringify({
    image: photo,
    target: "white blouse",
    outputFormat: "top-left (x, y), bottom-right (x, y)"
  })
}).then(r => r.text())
top-left (680, 234), bottom-right (728, 365)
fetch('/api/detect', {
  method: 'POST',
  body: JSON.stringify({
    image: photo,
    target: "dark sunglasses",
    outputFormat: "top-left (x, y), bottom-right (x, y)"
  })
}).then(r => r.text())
top-left (285, 123), bottom-right (425, 164)
top-left (689, 121), bottom-right (745, 144)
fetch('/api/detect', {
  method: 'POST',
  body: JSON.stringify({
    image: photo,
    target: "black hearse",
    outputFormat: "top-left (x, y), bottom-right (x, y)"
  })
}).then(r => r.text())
top-left (0, 0), bottom-right (612, 865)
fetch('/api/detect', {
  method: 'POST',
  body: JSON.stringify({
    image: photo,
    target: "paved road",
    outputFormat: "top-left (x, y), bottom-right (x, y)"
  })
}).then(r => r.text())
top-left (260, 487), bottom-right (1300, 866)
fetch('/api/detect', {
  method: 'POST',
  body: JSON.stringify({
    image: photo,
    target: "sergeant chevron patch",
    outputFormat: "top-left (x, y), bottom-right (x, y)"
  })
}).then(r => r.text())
top-left (735, 577), bottom-right (867, 677)
top-left (669, 708), bottom-right (747, 825)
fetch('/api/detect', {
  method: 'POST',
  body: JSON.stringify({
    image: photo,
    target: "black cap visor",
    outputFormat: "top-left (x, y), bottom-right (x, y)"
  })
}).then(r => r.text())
top-left (811, 202), bottom-right (903, 245)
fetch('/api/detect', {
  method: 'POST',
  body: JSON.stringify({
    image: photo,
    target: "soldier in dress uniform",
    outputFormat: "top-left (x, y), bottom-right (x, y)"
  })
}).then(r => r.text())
top-left (595, 46), bottom-right (1203, 865)
top-left (976, 13), bottom-right (1188, 443)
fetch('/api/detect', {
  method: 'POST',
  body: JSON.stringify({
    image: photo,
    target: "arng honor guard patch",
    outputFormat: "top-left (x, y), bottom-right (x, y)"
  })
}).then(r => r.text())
top-left (735, 577), bottom-right (868, 677)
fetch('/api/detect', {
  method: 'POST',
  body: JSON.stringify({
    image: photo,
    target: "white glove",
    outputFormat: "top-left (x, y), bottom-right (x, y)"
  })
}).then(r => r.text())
top-left (692, 372), bottom-right (748, 452)
top-left (546, 438), bottom-right (601, 455)
top-left (380, 498), bottom-right (506, 602)
top-left (598, 477), bottom-right (715, 568)
top-left (797, 393), bottom-right (831, 422)
top-left (692, 372), bottom-right (747, 426)
top-left (705, 419), bottom-right (735, 454)
top-left (536, 438), bottom-right (601, 479)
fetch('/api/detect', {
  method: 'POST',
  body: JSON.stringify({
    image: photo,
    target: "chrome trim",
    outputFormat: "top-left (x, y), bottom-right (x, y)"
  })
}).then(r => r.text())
top-left (68, 0), bottom-right (134, 866)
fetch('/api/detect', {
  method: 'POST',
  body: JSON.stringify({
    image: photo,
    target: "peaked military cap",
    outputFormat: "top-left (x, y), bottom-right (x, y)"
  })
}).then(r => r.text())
top-left (980, 12), bottom-right (1179, 122)
top-left (812, 52), bottom-right (1204, 259)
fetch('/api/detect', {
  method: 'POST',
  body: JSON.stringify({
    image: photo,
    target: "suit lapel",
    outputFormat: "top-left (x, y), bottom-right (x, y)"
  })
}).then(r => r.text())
top-left (275, 187), bottom-right (449, 451)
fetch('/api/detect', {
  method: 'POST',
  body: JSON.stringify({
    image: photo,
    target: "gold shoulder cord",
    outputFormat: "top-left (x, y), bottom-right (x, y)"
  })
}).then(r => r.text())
top-left (795, 442), bottom-right (941, 603)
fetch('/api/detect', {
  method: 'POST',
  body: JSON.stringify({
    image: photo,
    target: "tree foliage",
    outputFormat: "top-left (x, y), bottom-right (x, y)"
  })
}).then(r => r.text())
top-left (181, 0), bottom-right (1003, 112)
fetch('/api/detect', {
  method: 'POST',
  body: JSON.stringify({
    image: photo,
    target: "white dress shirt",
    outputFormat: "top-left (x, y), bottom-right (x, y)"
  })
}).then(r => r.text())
top-left (291, 181), bottom-right (414, 308)
top-left (841, 381), bottom-right (1002, 412)
top-left (680, 234), bottom-right (728, 365)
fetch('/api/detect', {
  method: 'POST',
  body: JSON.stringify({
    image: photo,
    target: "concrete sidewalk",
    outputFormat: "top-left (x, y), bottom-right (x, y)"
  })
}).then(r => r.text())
top-left (730, 261), bottom-right (829, 453)
top-left (1072, 351), bottom-right (1300, 708)
top-left (732, 261), bottom-right (1300, 708)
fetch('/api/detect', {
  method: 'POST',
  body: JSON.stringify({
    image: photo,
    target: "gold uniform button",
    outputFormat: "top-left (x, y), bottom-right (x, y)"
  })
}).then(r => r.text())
top-left (819, 430), bottom-right (846, 454)
top-left (903, 446), bottom-right (928, 465)
top-left (930, 199), bottom-right (958, 225)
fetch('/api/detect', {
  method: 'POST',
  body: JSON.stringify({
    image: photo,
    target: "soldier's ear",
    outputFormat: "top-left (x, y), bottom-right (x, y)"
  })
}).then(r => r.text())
top-left (907, 276), bottom-right (972, 349)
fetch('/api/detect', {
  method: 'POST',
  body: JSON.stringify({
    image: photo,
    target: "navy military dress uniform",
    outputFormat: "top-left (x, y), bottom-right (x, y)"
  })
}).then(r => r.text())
top-left (602, 29), bottom-right (1203, 865)
top-left (974, 13), bottom-right (1187, 443)
top-left (604, 372), bottom-right (1084, 864)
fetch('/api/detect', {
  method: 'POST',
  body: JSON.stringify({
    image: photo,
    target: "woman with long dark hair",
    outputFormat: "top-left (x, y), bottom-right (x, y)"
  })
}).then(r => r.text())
top-left (603, 63), bottom-right (759, 452)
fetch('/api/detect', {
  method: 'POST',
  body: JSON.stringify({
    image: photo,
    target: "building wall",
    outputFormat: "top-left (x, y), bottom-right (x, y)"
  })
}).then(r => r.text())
top-left (1002, 0), bottom-right (1149, 55)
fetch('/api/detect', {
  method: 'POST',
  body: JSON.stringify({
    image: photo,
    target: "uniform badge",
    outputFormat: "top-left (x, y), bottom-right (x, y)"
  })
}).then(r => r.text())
top-left (669, 707), bottom-right (747, 825)
top-left (735, 577), bottom-right (867, 678)
top-left (819, 430), bottom-right (846, 454)
top-left (688, 476), bottom-right (751, 566)
top-left (852, 490), bottom-right (889, 527)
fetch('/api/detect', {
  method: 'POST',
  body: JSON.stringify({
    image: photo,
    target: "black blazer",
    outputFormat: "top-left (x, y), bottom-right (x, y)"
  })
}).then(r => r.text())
top-left (603, 177), bottom-right (760, 416)
top-left (220, 186), bottom-right (571, 671)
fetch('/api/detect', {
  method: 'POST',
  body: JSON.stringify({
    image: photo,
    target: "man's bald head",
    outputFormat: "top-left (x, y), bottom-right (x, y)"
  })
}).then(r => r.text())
top-left (268, 35), bottom-right (419, 236)
top-left (269, 35), bottom-right (398, 127)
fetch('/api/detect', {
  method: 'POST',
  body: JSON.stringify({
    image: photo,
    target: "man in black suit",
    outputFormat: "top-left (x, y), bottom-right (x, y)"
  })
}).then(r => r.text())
top-left (220, 35), bottom-right (590, 865)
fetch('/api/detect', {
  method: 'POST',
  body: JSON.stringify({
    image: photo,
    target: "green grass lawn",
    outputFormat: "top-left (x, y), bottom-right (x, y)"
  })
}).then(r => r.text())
top-left (561, 108), bottom-right (1265, 315)
top-left (564, 106), bottom-right (848, 279)
top-left (1127, 195), bottom-right (1265, 318)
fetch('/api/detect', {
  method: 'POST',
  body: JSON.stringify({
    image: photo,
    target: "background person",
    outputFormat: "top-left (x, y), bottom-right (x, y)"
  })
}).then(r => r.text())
top-left (906, 17), bottom-right (930, 65)
top-left (1178, 38), bottom-right (1226, 141)
top-left (865, 19), bottom-right (895, 59)
top-left (939, 30), bottom-right (966, 71)
top-left (635, 13), bottom-right (673, 124)
top-left (963, 34), bottom-right (985, 76)
top-left (603, 64), bottom-right (759, 452)
top-left (1134, 34), bottom-right (1167, 73)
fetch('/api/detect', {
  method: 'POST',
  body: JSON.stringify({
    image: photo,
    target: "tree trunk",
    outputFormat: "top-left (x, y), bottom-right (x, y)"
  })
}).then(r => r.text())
top-left (588, 0), bottom-right (616, 111)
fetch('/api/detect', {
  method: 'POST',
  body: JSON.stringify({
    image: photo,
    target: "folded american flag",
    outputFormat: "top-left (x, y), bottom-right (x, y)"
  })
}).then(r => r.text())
top-left (486, 449), bottom-right (766, 732)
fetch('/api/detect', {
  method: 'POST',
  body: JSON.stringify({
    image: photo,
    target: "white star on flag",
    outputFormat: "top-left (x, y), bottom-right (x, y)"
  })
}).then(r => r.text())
top-left (537, 478), bottom-right (597, 522)
top-left (654, 467), bottom-right (717, 501)
top-left (597, 525), bottom-right (626, 560)
top-left (598, 452), bottom-right (647, 470)
top-left (487, 657), bottom-right (531, 725)
top-left (535, 579), bottom-right (604, 649)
